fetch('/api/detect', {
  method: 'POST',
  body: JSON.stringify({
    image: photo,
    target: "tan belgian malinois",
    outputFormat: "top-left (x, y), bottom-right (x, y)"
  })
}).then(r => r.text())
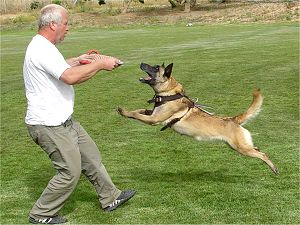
top-left (117, 63), bottom-right (279, 175)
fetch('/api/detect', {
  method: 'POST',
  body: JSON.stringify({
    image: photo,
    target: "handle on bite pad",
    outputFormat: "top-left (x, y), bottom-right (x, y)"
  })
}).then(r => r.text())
top-left (87, 49), bottom-right (100, 55)
top-left (79, 49), bottom-right (100, 64)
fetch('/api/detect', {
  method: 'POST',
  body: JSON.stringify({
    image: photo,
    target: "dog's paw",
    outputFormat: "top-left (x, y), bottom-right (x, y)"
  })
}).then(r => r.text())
top-left (117, 107), bottom-right (126, 116)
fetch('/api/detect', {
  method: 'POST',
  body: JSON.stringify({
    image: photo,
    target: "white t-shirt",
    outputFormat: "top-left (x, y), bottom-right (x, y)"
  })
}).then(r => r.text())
top-left (23, 34), bottom-right (73, 126)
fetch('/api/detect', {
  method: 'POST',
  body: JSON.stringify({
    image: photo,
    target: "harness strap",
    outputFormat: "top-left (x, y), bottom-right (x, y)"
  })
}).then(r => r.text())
top-left (160, 107), bottom-right (193, 131)
top-left (147, 93), bottom-right (214, 131)
top-left (160, 118), bottom-right (181, 131)
top-left (147, 93), bottom-right (184, 107)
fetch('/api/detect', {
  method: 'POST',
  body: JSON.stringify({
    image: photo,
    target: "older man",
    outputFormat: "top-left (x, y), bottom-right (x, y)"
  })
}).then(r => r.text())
top-left (23, 4), bottom-right (135, 224)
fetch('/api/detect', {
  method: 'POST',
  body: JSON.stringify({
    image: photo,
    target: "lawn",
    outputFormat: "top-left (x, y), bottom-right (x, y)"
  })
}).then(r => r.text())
top-left (1, 23), bottom-right (299, 224)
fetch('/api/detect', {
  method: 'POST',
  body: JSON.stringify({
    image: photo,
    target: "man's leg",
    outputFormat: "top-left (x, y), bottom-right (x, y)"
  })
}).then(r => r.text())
top-left (71, 120), bottom-right (122, 208)
top-left (27, 124), bottom-right (81, 219)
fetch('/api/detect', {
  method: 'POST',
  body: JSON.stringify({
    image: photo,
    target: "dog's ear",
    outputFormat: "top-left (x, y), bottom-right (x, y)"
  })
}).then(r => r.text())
top-left (162, 63), bottom-right (165, 68)
top-left (164, 63), bottom-right (173, 78)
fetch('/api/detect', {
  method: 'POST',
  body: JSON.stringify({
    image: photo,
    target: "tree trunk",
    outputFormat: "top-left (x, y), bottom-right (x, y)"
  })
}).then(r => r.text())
top-left (122, 0), bottom-right (131, 13)
top-left (184, 0), bottom-right (190, 12)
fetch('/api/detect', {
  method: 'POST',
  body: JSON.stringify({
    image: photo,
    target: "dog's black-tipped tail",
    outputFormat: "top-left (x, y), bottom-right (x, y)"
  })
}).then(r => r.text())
top-left (231, 89), bottom-right (263, 125)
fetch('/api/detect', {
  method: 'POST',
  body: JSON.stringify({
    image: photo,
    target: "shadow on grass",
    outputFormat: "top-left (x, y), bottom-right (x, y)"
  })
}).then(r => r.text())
top-left (129, 167), bottom-right (254, 184)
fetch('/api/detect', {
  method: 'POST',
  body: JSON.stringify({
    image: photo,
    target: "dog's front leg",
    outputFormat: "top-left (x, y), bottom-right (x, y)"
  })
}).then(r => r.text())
top-left (118, 107), bottom-right (152, 115)
top-left (131, 109), bottom-right (153, 115)
top-left (117, 107), bottom-right (169, 125)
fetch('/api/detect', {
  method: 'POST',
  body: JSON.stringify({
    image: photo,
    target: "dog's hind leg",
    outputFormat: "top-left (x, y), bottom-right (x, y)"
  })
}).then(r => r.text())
top-left (227, 127), bottom-right (279, 175)
top-left (241, 147), bottom-right (279, 175)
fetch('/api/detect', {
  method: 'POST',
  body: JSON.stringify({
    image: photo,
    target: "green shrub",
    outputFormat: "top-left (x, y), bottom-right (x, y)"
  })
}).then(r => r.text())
top-left (52, 0), bottom-right (62, 5)
top-left (98, 0), bottom-right (106, 5)
top-left (30, 1), bottom-right (41, 10)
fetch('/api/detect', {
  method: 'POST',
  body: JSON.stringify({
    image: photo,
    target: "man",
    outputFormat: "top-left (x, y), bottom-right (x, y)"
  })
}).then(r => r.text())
top-left (23, 4), bottom-right (135, 224)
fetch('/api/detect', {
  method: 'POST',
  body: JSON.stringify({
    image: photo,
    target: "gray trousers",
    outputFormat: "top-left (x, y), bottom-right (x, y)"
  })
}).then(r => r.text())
top-left (27, 118), bottom-right (121, 219)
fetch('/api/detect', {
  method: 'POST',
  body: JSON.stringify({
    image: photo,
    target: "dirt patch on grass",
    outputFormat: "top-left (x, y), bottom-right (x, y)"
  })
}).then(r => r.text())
top-left (71, 1), bottom-right (300, 27)
top-left (1, 1), bottom-right (299, 29)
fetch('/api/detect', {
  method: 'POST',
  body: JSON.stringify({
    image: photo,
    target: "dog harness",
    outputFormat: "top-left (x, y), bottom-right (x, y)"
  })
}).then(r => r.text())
top-left (147, 94), bottom-right (194, 131)
top-left (147, 94), bottom-right (214, 131)
top-left (160, 108), bottom-right (193, 131)
top-left (147, 93), bottom-right (184, 107)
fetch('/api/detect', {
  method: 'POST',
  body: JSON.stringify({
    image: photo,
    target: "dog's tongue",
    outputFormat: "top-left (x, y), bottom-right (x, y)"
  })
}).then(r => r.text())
top-left (139, 77), bottom-right (151, 83)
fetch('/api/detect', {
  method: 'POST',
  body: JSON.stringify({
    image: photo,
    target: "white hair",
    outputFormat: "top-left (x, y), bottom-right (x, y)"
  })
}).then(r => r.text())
top-left (38, 4), bottom-right (67, 30)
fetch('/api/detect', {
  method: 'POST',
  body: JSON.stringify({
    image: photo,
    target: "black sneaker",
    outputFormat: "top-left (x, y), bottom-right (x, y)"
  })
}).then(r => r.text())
top-left (104, 189), bottom-right (136, 212)
top-left (29, 216), bottom-right (68, 224)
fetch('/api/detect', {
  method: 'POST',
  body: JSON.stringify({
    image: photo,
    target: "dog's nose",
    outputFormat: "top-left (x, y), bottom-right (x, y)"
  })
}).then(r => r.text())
top-left (140, 63), bottom-right (146, 69)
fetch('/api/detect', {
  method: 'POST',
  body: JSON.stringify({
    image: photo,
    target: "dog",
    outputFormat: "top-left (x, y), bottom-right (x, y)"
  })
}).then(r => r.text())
top-left (117, 62), bottom-right (279, 175)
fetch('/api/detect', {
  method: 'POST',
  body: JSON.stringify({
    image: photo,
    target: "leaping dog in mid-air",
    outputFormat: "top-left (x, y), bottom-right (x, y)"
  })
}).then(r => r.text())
top-left (117, 63), bottom-right (279, 175)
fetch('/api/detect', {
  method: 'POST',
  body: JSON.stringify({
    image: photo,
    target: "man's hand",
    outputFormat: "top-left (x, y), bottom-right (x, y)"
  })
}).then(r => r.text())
top-left (78, 51), bottom-right (123, 70)
top-left (62, 54), bottom-right (123, 84)
top-left (94, 55), bottom-right (123, 71)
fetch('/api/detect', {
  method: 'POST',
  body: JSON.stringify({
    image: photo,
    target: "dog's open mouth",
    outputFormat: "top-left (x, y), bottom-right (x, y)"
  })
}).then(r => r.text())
top-left (140, 72), bottom-right (154, 84)
top-left (139, 63), bottom-right (158, 84)
top-left (139, 73), bottom-right (153, 83)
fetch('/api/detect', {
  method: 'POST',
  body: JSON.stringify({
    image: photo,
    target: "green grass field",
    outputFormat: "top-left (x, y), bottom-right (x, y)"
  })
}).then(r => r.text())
top-left (1, 23), bottom-right (299, 224)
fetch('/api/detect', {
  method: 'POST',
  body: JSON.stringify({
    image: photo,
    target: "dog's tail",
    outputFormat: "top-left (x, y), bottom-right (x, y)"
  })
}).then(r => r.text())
top-left (231, 89), bottom-right (263, 125)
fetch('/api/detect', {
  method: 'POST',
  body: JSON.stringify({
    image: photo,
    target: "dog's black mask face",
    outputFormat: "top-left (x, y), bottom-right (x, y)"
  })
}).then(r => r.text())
top-left (139, 63), bottom-right (173, 86)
